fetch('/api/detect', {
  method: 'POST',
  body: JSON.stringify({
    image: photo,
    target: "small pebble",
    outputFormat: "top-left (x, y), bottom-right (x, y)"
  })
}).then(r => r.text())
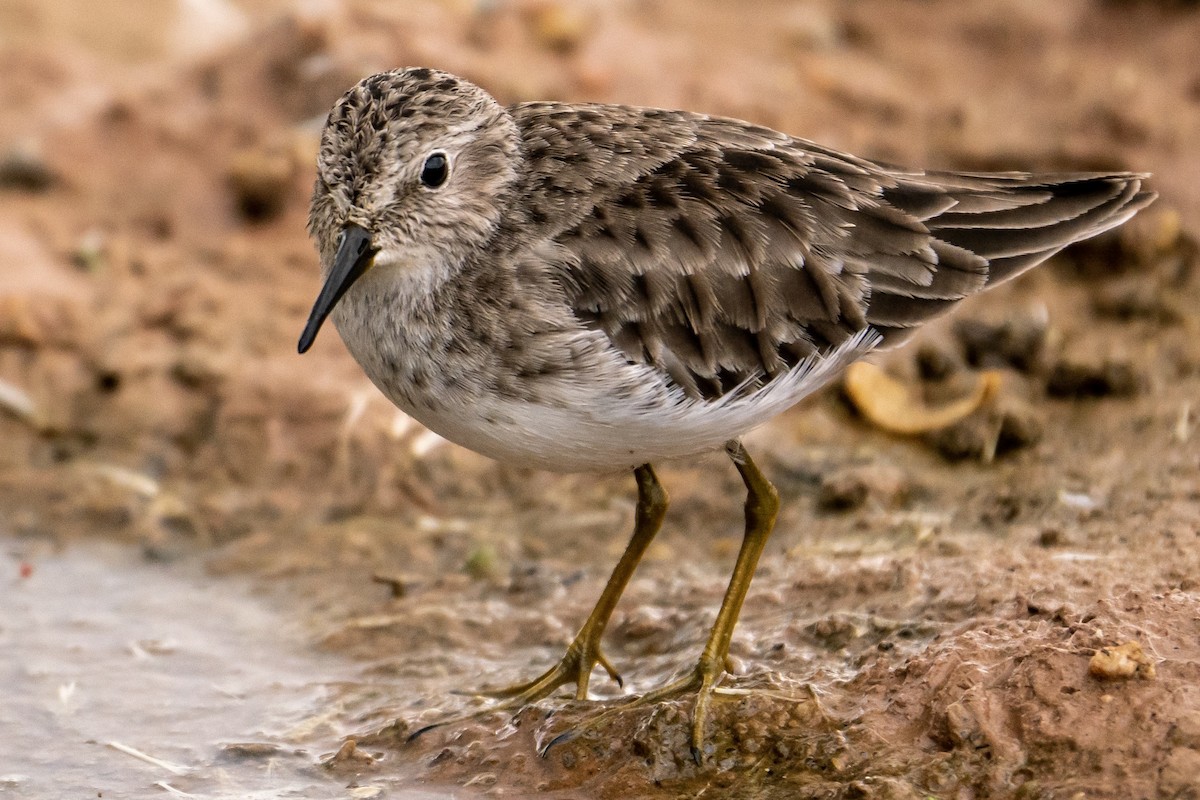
top-left (323, 738), bottom-right (377, 768)
top-left (73, 229), bottom-right (107, 272)
top-left (817, 464), bottom-right (908, 512)
top-left (371, 572), bottom-right (408, 598)
top-left (0, 378), bottom-right (38, 425)
top-left (1092, 277), bottom-right (1181, 323)
top-left (462, 772), bottom-right (498, 788)
top-left (953, 313), bottom-right (1049, 372)
top-left (1089, 641), bottom-right (1156, 681)
top-left (1037, 527), bottom-right (1065, 547)
top-left (929, 397), bottom-right (1043, 461)
top-left (915, 341), bottom-right (966, 381)
top-left (1046, 356), bottom-right (1142, 398)
top-left (227, 143), bottom-right (297, 221)
top-left (219, 742), bottom-right (283, 759)
top-left (0, 144), bottom-right (57, 191)
top-left (528, 3), bottom-right (592, 54)
top-left (818, 471), bottom-right (869, 512)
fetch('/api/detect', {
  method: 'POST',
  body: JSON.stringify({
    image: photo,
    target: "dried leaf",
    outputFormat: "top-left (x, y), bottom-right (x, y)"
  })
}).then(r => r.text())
top-left (844, 361), bottom-right (1001, 435)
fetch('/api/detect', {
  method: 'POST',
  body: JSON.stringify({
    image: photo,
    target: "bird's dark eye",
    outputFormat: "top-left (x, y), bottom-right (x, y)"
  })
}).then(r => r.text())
top-left (420, 152), bottom-right (449, 188)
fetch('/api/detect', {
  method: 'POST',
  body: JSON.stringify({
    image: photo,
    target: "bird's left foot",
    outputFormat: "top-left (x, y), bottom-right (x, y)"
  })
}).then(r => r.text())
top-left (470, 636), bottom-right (623, 706)
top-left (539, 654), bottom-right (730, 763)
top-left (628, 656), bottom-right (728, 763)
top-left (406, 634), bottom-right (623, 743)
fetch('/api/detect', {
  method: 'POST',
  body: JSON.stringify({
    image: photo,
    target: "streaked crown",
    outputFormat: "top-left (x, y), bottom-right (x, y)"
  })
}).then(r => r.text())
top-left (308, 68), bottom-right (522, 273)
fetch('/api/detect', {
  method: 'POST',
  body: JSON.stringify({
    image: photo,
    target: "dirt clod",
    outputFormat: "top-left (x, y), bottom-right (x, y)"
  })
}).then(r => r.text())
top-left (227, 143), bottom-right (299, 222)
top-left (324, 738), bottom-right (377, 770)
top-left (914, 341), bottom-right (966, 381)
top-left (527, 3), bottom-right (594, 54)
top-left (1089, 641), bottom-right (1157, 681)
top-left (1092, 276), bottom-right (1183, 323)
top-left (817, 464), bottom-right (909, 512)
top-left (1046, 356), bottom-right (1144, 398)
top-left (953, 313), bottom-right (1050, 373)
top-left (0, 144), bottom-right (57, 191)
top-left (928, 395), bottom-right (1043, 462)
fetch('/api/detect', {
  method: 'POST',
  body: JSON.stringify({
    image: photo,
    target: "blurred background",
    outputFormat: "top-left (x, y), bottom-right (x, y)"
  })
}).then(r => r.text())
top-left (1, 1), bottom-right (1198, 798)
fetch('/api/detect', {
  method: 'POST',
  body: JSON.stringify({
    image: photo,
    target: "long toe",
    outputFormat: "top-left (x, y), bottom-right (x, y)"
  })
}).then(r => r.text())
top-left (603, 654), bottom-right (728, 762)
top-left (473, 642), bottom-right (623, 707)
top-left (411, 645), bottom-right (623, 746)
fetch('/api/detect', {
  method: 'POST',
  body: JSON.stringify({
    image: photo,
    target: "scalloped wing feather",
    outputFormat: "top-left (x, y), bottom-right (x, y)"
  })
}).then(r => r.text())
top-left (510, 103), bottom-right (1155, 401)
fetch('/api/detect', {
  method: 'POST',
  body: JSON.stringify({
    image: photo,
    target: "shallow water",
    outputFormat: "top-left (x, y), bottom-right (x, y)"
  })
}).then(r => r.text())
top-left (0, 540), bottom-right (439, 799)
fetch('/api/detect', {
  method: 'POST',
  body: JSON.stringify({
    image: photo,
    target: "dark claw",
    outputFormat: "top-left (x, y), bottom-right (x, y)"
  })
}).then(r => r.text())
top-left (406, 722), bottom-right (446, 744)
top-left (538, 729), bottom-right (578, 758)
top-left (690, 744), bottom-right (703, 766)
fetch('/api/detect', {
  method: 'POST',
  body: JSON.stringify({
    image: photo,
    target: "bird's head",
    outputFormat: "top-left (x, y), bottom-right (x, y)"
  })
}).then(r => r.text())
top-left (299, 68), bottom-right (521, 353)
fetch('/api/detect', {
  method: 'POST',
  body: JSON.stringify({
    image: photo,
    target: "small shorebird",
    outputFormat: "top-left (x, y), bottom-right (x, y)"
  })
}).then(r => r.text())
top-left (298, 68), bottom-right (1154, 759)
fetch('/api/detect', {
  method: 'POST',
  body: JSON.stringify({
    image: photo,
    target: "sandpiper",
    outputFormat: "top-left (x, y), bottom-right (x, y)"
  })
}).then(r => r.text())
top-left (298, 67), bottom-right (1154, 759)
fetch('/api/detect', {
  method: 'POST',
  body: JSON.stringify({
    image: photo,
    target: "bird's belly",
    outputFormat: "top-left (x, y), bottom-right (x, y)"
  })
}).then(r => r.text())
top-left (398, 396), bottom-right (663, 472)
top-left (382, 329), bottom-right (878, 473)
top-left (394, 388), bottom-right (731, 473)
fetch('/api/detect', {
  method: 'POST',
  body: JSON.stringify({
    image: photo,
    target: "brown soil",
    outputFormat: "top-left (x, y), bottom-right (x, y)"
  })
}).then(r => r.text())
top-left (3, 1), bottom-right (1199, 798)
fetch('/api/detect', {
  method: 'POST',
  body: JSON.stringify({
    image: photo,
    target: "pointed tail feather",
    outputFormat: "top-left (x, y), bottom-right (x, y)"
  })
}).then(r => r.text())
top-left (866, 172), bottom-right (1155, 345)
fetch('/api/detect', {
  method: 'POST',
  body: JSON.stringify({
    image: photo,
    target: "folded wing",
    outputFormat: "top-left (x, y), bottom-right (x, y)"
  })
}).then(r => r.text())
top-left (513, 104), bottom-right (1155, 401)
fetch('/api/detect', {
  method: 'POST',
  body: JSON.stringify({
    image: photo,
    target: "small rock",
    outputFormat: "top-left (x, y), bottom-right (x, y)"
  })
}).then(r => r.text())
top-left (171, 0), bottom-right (249, 57)
top-left (73, 229), bottom-right (108, 272)
top-left (914, 341), bottom-right (966, 381)
top-left (933, 418), bottom-right (991, 462)
top-left (171, 346), bottom-right (230, 391)
top-left (1088, 641), bottom-right (1156, 681)
top-left (528, 2), bottom-right (593, 54)
top-left (817, 464), bottom-right (908, 512)
top-left (1168, 711), bottom-right (1200, 749)
top-left (995, 397), bottom-right (1044, 450)
top-left (323, 738), bottom-right (376, 769)
top-left (1091, 276), bottom-right (1181, 323)
top-left (0, 144), bottom-right (57, 191)
top-left (1036, 527), bottom-right (1065, 547)
top-left (371, 572), bottom-right (408, 599)
top-left (0, 292), bottom-right (84, 348)
top-left (943, 700), bottom-right (987, 751)
top-left (818, 471), bottom-right (869, 512)
top-left (1046, 356), bottom-right (1143, 398)
top-left (219, 742), bottom-right (283, 759)
top-left (929, 396), bottom-right (1043, 462)
top-left (0, 378), bottom-right (38, 427)
top-left (953, 313), bottom-right (1049, 372)
top-left (616, 606), bottom-right (672, 641)
top-left (806, 614), bottom-right (864, 650)
top-left (227, 143), bottom-right (298, 221)
top-left (462, 773), bottom-right (497, 788)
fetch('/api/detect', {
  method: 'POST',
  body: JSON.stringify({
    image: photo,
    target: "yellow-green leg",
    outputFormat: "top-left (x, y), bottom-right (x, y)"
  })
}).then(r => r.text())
top-left (480, 463), bottom-right (668, 705)
top-left (628, 439), bottom-right (780, 762)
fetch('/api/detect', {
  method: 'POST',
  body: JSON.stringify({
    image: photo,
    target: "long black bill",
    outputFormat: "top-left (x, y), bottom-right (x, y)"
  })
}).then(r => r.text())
top-left (297, 224), bottom-right (378, 354)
